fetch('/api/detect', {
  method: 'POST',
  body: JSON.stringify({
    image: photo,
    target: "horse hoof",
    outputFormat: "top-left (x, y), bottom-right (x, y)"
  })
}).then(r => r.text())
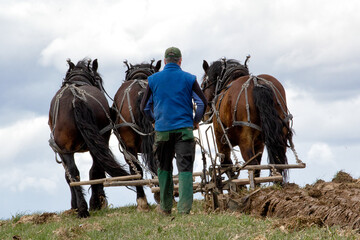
top-left (77, 210), bottom-right (90, 218)
top-left (100, 196), bottom-right (108, 209)
top-left (153, 192), bottom-right (160, 204)
top-left (136, 198), bottom-right (150, 212)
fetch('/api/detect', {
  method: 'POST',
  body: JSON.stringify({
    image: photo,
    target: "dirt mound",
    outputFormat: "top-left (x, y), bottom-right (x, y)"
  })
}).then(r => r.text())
top-left (16, 212), bottom-right (60, 225)
top-left (213, 171), bottom-right (360, 230)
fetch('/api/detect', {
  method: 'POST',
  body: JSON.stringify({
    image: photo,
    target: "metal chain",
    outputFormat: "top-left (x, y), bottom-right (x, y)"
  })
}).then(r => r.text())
top-left (113, 80), bottom-right (154, 136)
top-left (112, 119), bottom-right (157, 178)
top-left (211, 101), bottom-right (240, 164)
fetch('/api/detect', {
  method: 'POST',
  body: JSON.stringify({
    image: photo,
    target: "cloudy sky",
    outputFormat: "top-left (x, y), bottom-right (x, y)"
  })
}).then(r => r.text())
top-left (1, 0), bottom-right (359, 220)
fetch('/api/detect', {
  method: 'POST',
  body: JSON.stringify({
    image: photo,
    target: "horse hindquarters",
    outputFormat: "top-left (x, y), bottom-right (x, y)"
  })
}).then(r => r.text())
top-left (73, 99), bottom-right (128, 177)
top-left (253, 85), bottom-right (289, 180)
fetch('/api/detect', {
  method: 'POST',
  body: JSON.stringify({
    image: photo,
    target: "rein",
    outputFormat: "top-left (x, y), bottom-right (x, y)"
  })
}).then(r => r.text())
top-left (64, 68), bottom-right (114, 102)
top-left (63, 69), bottom-right (97, 86)
top-left (112, 79), bottom-right (152, 136)
top-left (125, 68), bottom-right (155, 81)
top-left (112, 68), bottom-right (157, 178)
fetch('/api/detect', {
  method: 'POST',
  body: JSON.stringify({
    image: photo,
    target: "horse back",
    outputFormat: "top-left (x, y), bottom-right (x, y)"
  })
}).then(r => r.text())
top-left (49, 85), bottom-right (110, 152)
top-left (256, 74), bottom-right (288, 119)
top-left (219, 74), bottom-right (287, 127)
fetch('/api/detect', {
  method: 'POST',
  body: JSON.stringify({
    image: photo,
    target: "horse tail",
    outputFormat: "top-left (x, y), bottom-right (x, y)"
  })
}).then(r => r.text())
top-left (73, 99), bottom-right (129, 177)
top-left (253, 84), bottom-right (291, 181)
top-left (135, 91), bottom-right (157, 176)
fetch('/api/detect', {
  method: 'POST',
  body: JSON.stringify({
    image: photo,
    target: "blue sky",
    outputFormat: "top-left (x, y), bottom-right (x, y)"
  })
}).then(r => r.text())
top-left (1, 0), bottom-right (360, 220)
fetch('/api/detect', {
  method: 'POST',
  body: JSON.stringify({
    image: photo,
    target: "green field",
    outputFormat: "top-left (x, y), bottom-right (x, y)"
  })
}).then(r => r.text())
top-left (1, 200), bottom-right (358, 240)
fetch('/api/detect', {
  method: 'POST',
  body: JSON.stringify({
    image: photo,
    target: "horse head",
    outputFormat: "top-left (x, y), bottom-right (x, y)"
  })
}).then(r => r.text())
top-left (201, 57), bottom-right (250, 122)
top-left (201, 57), bottom-right (250, 102)
top-left (124, 59), bottom-right (161, 81)
top-left (64, 58), bottom-right (104, 91)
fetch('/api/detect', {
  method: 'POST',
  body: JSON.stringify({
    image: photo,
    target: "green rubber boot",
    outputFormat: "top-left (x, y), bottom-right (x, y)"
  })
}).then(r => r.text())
top-left (177, 171), bottom-right (193, 214)
top-left (158, 169), bottom-right (173, 212)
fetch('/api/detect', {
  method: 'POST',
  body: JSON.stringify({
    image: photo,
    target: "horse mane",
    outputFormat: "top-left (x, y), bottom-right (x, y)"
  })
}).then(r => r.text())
top-left (205, 59), bottom-right (249, 84)
top-left (63, 58), bottom-right (103, 87)
top-left (125, 62), bottom-right (155, 81)
top-left (68, 58), bottom-right (92, 74)
top-left (75, 58), bottom-right (91, 68)
top-left (204, 59), bottom-right (249, 94)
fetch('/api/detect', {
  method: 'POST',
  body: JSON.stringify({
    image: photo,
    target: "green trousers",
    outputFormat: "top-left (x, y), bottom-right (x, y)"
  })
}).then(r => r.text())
top-left (158, 170), bottom-right (193, 213)
top-left (155, 128), bottom-right (195, 214)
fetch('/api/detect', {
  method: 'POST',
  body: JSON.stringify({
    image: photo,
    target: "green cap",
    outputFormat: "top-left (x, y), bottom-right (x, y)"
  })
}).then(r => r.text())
top-left (164, 47), bottom-right (182, 59)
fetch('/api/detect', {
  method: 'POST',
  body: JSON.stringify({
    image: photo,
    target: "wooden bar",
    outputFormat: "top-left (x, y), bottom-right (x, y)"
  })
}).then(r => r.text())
top-left (104, 178), bottom-right (179, 187)
top-left (70, 174), bottom-right (142, 187)
top-left (248, 170), bottom-right (255, 189)
top-left (153, 171), bottom-right (204, 179)
top-left (230, 175), bottom-right (283, 185)
top-left (151, 183), bottom-right (200, 193)
top-left (104, 174), bottom-right (199, 187)
top-left (242, 163), bottom-right (306, 170)
top-left (70, 172), bottom-right (204, 188)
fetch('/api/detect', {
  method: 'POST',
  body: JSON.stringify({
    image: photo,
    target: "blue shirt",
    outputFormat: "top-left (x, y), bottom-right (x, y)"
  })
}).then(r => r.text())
top-left (147, 63), bottom-right (198, 131)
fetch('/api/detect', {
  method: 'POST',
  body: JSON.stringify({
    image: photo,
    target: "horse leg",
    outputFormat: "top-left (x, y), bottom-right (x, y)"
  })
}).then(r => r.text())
top-left (215, 136), bottom-right (234, 181)
top-left (60, 153), bottom-right (89, 218)
top-left (252, 136), bottom-right (265, 178)
top-left (125, 149), bottom-right (149, 212)
top-left (238, 130), bottom-right (264, 185)
top-left (89, 161), bottom-right (107, 211)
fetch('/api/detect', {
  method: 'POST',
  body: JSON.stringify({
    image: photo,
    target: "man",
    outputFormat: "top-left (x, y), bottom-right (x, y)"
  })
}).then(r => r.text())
top-left (140, 47), bottom-right (207, 214)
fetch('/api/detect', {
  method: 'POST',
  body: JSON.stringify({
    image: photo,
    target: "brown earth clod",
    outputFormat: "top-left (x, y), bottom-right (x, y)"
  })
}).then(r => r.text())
top-left (206, 171), bottom-right (360, 230)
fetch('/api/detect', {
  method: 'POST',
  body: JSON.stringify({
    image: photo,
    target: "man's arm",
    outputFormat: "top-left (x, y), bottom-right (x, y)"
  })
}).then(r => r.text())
top-left (140, 85), bottom-right (155, 123)
top-left (192, 80), bottom-right (208, 126)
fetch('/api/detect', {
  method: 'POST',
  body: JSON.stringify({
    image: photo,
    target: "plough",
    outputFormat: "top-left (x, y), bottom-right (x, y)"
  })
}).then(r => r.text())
top-left (70, 171), bottom-right (204, 194)
top-left (197, 125), bottom-right (306, 210)
top-left (70, 125), bottom-right (305, 211)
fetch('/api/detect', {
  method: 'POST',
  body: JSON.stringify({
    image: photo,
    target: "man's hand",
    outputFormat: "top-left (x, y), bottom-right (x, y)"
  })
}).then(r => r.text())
top-left (193, 122), bottom-right (199, 130)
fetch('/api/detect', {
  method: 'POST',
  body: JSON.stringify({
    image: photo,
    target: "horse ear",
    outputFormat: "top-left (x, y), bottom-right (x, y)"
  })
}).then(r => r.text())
top-left (92, 59), bottom-right (98, 72)
top-left (154, 60), bottom-right (162, 72)
top-left (244, 55), bottom-right (250, 69)
top-left (203, 60), bottom-right (209, 72)
top-left (67, 59), bottom-right (75, 70)
top-left (123, 59), bottom-right (130, 70)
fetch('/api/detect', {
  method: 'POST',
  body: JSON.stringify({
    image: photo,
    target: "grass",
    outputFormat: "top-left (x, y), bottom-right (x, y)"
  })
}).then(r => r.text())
top-left (1, 200), bottom-right (359, 240)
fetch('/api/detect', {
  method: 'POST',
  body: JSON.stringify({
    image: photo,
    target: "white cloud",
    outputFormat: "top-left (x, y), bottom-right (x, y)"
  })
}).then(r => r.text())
top-left (2, 0), bottom-right (360, 88)
top-left (0, 115), bottom-right (50, 163)
top-left (0, 161), bottom-right (61, 195)
top-left (17, 177), bottom-right (57, 193)
top-left (307, 142), bottom-right (336, 166)
top-left (286, 86), bottom-right (360, 143)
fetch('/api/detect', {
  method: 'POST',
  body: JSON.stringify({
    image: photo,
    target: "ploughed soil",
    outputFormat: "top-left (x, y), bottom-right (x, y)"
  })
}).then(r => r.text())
top-left (211, 171), bottom-right (360, 231)
top-left (12, 171), bottom-right (360, 233)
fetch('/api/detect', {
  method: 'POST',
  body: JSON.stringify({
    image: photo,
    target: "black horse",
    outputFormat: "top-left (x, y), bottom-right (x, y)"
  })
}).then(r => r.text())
top-left (112, 60), bottom-right (161, 211)
top-left (49, 58), bottom-right (129, 218)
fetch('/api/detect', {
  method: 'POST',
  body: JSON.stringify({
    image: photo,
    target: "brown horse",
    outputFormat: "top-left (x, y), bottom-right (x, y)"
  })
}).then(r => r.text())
top-left (112, 60), bottom-right (161, 211)
top-left (201, 58), bottom-right (293, 181)
top-left (48, 58), bottom-right (129, 218)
